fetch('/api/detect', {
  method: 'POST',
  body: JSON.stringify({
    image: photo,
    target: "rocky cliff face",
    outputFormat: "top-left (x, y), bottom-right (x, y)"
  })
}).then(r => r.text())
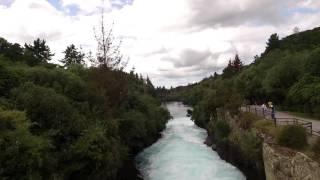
top-left (263, 143), bottom-right (320, 180)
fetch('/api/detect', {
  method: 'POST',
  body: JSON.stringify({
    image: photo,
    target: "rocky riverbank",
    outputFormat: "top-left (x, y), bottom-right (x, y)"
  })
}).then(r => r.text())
top-left (205, 135), bottom-right (266, 180)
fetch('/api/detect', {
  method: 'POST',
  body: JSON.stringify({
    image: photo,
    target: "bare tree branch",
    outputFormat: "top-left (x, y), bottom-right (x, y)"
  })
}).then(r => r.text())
top-left (93, 7), bottom-right (127, 70)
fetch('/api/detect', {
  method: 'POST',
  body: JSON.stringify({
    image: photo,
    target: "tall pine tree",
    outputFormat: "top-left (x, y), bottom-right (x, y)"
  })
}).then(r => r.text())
top-left (60, 44), bottom-right (84, 67)
top-left (24, 38), bottom-right (54, 65)
top-left (265, 33), bottom-right (280, 54)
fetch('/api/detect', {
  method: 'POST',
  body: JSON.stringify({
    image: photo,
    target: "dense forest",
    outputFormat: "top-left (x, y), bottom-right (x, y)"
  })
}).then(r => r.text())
top-left (161, 27), bottom-right (320, 128)
top-left (0, 35), bottom-right (170, 179)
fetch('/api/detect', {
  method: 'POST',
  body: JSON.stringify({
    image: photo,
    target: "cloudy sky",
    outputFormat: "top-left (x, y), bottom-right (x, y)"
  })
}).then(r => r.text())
top-left (0, 0), bottom-right (320, 87)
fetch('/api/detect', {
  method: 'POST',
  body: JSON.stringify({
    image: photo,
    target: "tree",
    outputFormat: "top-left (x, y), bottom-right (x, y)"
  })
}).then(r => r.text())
top-left (93, 12), bottom-right (126, 70)
top-left (264, 33), bottom-right (280, 55)
top-left (0, 37), bottom-right (23, 61)
top-left (0, 37), bottom-right (11, 56)
top-left (222, 54), bottom-right (243, 78)
top-left (0, 108), bottom-right (51, 179)
top-left (24, 38), bottom-right (54, 65)
top-left (222, 59), bottom-right (233, 78)
top-left (305, 48), bottom-right (320, 77)
top-left (146, 76), bottom-right (156, 97)
top-left (0, 63), bottom-right (18, 96)
top-left (60, 44), bottom-right (84, 67)
top-left (213, 72), bottom-right (218, 78)
top-left (233, 54), bottom-right (243, 71)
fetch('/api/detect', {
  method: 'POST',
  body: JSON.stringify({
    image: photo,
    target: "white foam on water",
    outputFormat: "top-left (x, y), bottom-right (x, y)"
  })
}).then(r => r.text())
top-left (135, 102), bottom-right (246, 180)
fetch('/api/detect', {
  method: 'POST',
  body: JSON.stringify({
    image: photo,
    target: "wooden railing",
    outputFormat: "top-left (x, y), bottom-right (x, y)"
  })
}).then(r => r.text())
top-left (242, 105), bottom-right (273, 119)
top-left (242, 105), bottom-right (320, 137)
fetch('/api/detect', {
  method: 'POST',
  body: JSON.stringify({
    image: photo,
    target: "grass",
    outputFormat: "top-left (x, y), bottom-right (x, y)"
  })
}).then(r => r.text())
top-left (253, 119), bottom-right (279, 138)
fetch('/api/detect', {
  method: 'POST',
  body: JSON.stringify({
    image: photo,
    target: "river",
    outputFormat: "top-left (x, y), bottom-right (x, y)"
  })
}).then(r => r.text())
top-left (135, 102), bottom-right (245, 180)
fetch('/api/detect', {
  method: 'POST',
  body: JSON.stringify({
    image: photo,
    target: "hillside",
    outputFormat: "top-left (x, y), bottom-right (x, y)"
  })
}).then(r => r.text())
top-left (164, 26), bottom-right (320, 125)
top-left (159, 26), bottom-right (320, 180)
top-left (0, 37), bottom-right (170, 179)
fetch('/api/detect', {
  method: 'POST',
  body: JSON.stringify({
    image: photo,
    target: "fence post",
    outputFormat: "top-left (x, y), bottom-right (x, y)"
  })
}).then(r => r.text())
top-left (272, 107), bottom-right (276, 127)
top-left (311, 123), bottom-right (313, 135)
top-left (262, 108), bottom-right (265, 118)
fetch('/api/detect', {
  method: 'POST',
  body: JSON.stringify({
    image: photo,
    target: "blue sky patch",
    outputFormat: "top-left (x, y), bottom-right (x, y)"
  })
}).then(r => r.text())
top-left (46, 0), bottom-right (134, 15)
top-left (0, 0), bottom-right (14, 7)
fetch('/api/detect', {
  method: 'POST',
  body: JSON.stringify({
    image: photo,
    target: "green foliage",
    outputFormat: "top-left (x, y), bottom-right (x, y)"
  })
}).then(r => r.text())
top-left (280, 27), bottom-right (320, 51)
top-left (22, 66), bottom-right (87, 101)
top-left (213, 120), bottom-right (231, 142)
top-left (254, 120), bottom-right (278, 137)
top-left (0, 62), bottom-right (18, 96)
top-left (305, 48), bottom-right (320, 77)
top-left (192, 100), bottom-right (211, 128)
top-left (277, 125), bottom-right (308, 150)
top-left (287, 75), bottom-right (320, 117)
top-left (119, 110), bottom-right (147, 151)
top-left (60, 44), bottom-right (85, 67)
top-left (264, 33), bottom-right (280, 55)
top-left (222, 54), bottom-right (243, 78)
top-left (12, 82), bottom-right (83, 135)
top-left (24, 38), bottom-right (54, 65)
top-left (170, 27), bottom-right (320, 129)
top-left (262, 53), bottom-right (302, 103)
top-left (69, 122), bottom-right (126, 179)
top-left (0, 108), bottom-right (51, 179)
top-left (0, 37), bottom-right (170, 179)
top-left (238, 130), bottom-right (262, 160)
top-left (0, 37), bottom-right (23, 61)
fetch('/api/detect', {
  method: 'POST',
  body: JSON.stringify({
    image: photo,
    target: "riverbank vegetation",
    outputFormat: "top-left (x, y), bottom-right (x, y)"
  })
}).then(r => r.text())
top-left (163, 27), bottom-right (320, 119)
top-left (0, 35), bottom-right (170, 179)
top-left (162, 27), bottom-right (320, 179)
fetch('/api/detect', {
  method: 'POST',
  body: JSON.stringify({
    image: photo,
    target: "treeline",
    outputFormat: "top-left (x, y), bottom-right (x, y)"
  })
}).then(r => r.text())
top-left (164, 26), bottom-right (320, 129)
top-left (159, 27), bottom-right (320, 180)
top-left (0, 36), bottom-right (170, 180)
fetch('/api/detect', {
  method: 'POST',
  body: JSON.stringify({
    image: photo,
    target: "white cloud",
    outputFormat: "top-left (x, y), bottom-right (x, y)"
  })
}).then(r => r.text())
top-left (299, 0), bottom-right (320, 9)
top-left (0, 0), bottom-right (320, 87)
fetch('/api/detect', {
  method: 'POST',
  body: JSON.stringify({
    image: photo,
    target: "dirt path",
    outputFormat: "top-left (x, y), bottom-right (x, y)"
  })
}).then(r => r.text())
top-left (275, 111), bottom-right (320, 132)
top-left (242, 105), bottom-right (320, 133)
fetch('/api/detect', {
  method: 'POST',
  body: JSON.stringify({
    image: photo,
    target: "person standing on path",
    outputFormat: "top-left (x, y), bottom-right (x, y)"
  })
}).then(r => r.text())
top-left (268, 102), bottom-right (276, 125)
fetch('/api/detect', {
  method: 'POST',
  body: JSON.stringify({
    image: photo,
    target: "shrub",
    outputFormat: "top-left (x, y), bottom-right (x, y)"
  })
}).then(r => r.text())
top-left (0, 63), bottom-right (18, 96)
top-left (239, 112), bottom-right (259, 129)
top-left (239, 130), bottom-right (262, 160)
top-left (214, 120), bottom-right (231, 142)
top-left (277, 125), bottom-right (307, 149)
top-left (312, 137), bottom-right (320, 158)
top-left (0, 108), bottom-right (51, 179)
top-left (254, 119), bottom-right (278, 137)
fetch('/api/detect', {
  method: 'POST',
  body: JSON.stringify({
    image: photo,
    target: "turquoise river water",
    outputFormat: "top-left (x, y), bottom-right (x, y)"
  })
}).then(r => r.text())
top-left (135, 102), bottom-right (245, 180)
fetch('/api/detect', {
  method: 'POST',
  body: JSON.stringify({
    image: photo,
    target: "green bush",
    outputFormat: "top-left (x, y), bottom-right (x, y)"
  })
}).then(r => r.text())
top-left (277, 125), bottom-right (308, 149)
top-left (0, 108), bottom-right (51, 179)
top-left (239, 130), bottom-right (262, 160)
top-left (0, 63), bottom-right (18, 96)
top-left (213, 120), bottom-right (231, 142)
top-left (254, 119), bottom-right (278, 137)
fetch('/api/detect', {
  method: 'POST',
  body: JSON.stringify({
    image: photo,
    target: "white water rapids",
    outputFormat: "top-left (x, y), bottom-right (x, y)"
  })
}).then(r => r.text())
top-left (135, 102), bottom-right (245, 180)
